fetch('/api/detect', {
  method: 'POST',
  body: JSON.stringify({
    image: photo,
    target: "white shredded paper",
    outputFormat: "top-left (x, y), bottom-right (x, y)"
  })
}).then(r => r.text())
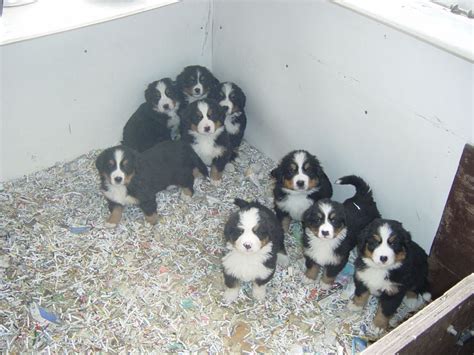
top-left (0, 141), bottom-right (424, 352)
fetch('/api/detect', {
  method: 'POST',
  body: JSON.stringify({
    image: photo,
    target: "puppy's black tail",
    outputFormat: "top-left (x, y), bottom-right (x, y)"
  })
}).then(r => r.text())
top-left (233, 198), bottom-right (250, 209)
top-left (190, 150), bottom-right (209, 178)
top-left (335, 175), bottom-right (372, 199)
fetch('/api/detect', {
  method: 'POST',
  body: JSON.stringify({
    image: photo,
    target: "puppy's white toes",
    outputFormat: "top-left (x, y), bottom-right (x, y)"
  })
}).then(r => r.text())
top-left (277, 253), bottom-right (290, 267)
top-left (319, 281), bottom-right (332, 291)
top-left (403, 296), bottom-right (420, 310)
top-left (223, 288), bottom-right (239, 304)
top-left (180, 191), bottom-right (192, 202)
top-left (210, 179), bottom-right (222, 187)
top-left (104, 222), bottom-right (117, 229)
top-left (371, 325), bottom-right (386, 336)
top-left (302, 275), bottom-right (316, 284)
top-left (347, 301), bottom-right (363, 312)
top-left (252, 284), bottom-right (266, 301)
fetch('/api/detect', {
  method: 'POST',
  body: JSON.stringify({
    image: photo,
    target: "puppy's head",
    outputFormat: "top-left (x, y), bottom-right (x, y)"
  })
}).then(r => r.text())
top-left (303, 199), bottom-right (346, 239)
top-left (95, 146), bottom-right (137, 186)
top-left (271, 150), bottom-right (323, 192)
top-left (208, 82), bottom-right (246, 115)
top-left (358, 219), bottom-right (411, 269)
top-left (184, 99), bottom-right (225, 135)
top-left (145, 78), bottom-right (181, 113)
top-left (224, 199), bottom-right (273, 254)
top-left (176, 65), bottom-right (219, 100)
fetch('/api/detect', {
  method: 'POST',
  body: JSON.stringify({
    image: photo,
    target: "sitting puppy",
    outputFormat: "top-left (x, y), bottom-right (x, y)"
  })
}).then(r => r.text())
top-left (302, 176), bottom-right (380, 289)
top-left (122, 78), bottom-right (183, 152)
top-left (348, 218), bottom-right (431, 332)
top-left (176, 65), bottom-right (219, 106)
top-left (181, 98), bottom-right (231, 184)
top-left (95, 141), bottom-right (207, 227)
top-left (222, 198), bottom-right (289, 304)
top-left (271, 150), bottom-right (333, 232)
top-left (208, 82), bottom-right (247, 160)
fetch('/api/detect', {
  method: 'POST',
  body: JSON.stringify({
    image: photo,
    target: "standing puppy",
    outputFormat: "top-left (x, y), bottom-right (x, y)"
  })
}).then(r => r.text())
top-left (181, 99), bottom-right (231, 184)
top-left (271, 150), bottom-right (333, 232)
top-left (122, 78), bottom-right (183, 152)
top-left (302, 176), bottom-right (380, 289)
top-left (95, 141), bottom-right (207, 227)
top-left (348, 219), bottom-right (431, 332)
top-left (208, 82), bottom-right (247, 160)
top-left (176, 65), bottom-right (219, 106)
top-left (222, 199), bottom-right (288, 304)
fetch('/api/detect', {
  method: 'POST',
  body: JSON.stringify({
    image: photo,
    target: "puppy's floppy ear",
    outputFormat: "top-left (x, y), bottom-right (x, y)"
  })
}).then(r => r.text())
top-left (270, 166), bottom-right (282, 180)
top-left (234, 198), bottom-right (250, 209)
top-left (302, 203), bottom-right (315, 224)
top-left (95, 150), bottom-right (107, 171)
top-left (357, 222), bottom-right (373, 255)
top-left (144, 81), bottom-right (158, 104)
top-left (398, 223), bottom-right (412, 247)
top-left (237, 86), bottom-right (246, 109)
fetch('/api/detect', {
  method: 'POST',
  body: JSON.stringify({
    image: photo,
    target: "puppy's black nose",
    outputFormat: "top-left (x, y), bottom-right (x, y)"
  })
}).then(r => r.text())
top-left (222, 105), bottom-right (229, 111)
top-left (163, 104), bottom-right (170, 110)
top-left (204, 126), bottom-right (211, 132)
top-left (114, 176), bottom-right (123, 183)
top-left (194, 87), bottom-right (201, 94)
top-left (243, 243), bottom-right (252, 250)
top-left (380, 256), bottom-right (388, 263)
top-left (321, 230), bottom-right (329, 237)
top-left (296, 180), bottom-right (305, 188)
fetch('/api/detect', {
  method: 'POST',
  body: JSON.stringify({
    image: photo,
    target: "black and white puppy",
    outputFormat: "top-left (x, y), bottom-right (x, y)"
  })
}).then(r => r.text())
top-left (176, 65), bottom-right (219, 105)
top-left (95, 141), bottom-right (208, 227)
top-left (222, 199), bottom-right (289, 304)
top-left (181, 99), bottom-right (231, 184)
top-left (302, 176), bottom-right (380, 289)
top-left (348, 219), bottom-right (431, 332)
top-left (271, 150), bottom-right (333, 232)
top-left (122, 78), bottom-right (183, 152)
top-left (208, 82), bottom-right (247, 160)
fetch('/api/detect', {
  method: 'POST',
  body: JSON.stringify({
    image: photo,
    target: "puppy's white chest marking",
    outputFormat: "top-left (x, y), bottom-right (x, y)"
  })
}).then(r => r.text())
top-left (276, 192), bottom-right (312, 221)
top-left (356, 267), bottom-right (394, 296)
top-left (304, 229), bottom-right (345, 266)
top-left (222, 243), bottom-right (273, 282)
top-left (167, 110), bottom-right (180, 130)
top-left (224, 112), bottom-right (241, 135)
top-left (190, 128), bottom-right (225, 166)
top-left (102, 184), bottom-right (138, 206)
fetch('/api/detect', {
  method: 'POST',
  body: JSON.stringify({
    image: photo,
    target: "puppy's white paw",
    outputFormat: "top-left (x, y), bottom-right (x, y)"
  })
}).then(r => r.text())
top-left (371, 325), bottom-right (386, 336)
top-left (347, 301), bottom-right (363, 312)
top-left (277, 253), bottom-right (290, 267)
top-left (319, 281), bottom-right (332, 291)
top-left (210, 178), bottom-right (222, 187)
top-left (223, 287), bottom-right (239, 304)
top-left (104, 222), bottom-right (117, 229)
top-left (302, 275), bottom-right (316, 284)
top-left (403, 296), bottom-right (420, 310)
top-left (180, 191), bottom-right (192, 202)
top-left (252, 284), bottom-right (266, 301)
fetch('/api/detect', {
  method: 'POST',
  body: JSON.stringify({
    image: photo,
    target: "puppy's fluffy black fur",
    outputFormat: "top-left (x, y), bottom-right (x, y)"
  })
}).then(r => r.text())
top-left (271, 150), bottom-right (333, 232)
top-left (222, 198), bottom-right (288, 303)
top-left (208, 82), bottom-right (247, 160)
top-left (350, 218), bottom-right (430, 330)
top-left (302, 176), bottom-right (380, 288)
top-left (122, 78), bottom-right (183, 152)
top-left (176, 65), bottom-right (219, 106)
top-left (180, 98), bottom-right (231, 183)
top-left (95, 141), bottom-right (207, 227)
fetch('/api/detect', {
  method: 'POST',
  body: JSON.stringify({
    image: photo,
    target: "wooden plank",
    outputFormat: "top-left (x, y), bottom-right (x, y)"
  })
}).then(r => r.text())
top-left (362, 274), bottom-right (474, 354)
top-left (429, 144), bottom-right (474, 298)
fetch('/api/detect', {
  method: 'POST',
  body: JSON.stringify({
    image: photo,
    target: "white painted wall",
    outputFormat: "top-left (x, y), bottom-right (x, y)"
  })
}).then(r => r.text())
top-left (0, 0), bottom-right (212, 181)
top-left (212, 0), bottom-right (473, 251)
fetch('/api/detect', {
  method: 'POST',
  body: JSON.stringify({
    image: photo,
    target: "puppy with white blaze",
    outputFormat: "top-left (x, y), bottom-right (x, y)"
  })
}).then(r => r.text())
top-left (302, 175), bottom-right (380, 289)
top-left (348, 219), bottom-right (431, 332)
top-left (208, 82), bottom-right (247, 160)
top-left (176, 65), bottom-right (219, 106)
top-left (271, 150), bottom-right (333, 232)
top-left (181, 99), bottom-right (231, 184)
top-left (222, 199), bottom-right (289, 304)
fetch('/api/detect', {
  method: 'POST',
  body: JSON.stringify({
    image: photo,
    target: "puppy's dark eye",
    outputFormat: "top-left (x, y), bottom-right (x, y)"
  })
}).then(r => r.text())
top-left (165, 88), bottom-right (171, 96)
top-left (252, 226), bottom-right (258, 233)
top-left (108, 160), bottom-right (115, 167)
top-left (229, 93), bottom-right (235, 100)
top-left (122, 160), bottom-right (128, 168)
top-left (220, 92), bottom-right (225, 99)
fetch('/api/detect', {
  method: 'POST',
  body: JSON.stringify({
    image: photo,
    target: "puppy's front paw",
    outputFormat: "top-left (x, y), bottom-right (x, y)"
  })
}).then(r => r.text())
top-left (104, 222), bottom-right (118, 229)
top-left (210, 178), bottom-right (222, 187)
top-left (403, 296), bottom-right (420, 310)
top-left (180, 191), bottom-right (192, 202)
top-left (347, 301), bottom-right (364, 312)
top-left (277, 253), bottom-right (290, 267)
top-left (252, 284), bottom-right (266, 301)
top-left (319, 281), bottom-right (332, 291)
top-left (144, 213), bottom-right (159, 225)
top-left (302, 275), bottom-right (316, 284)
top-left (223, 287), bottom-right (239, 304)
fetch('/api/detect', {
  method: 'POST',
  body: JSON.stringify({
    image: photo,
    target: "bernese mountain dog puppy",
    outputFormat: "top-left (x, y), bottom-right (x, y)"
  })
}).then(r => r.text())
top-left (122, 78), bottom-right (183, 152)
top-left (222, 198), bottom-right (289, 304)
top-left (271, 150), bottom-right (333, 232)
top-left (208, 82), bottom-right (247, 160)
top-left (348, 218), bottom-right (431, 332)
top-left (181, 98), bottom-right (231, 185)
top-left (302, 176), bottom-right (380, 289)
top-left (95, 141), bottom-right (207, 227)
top-left (176, 65), bottom-right (219, 106)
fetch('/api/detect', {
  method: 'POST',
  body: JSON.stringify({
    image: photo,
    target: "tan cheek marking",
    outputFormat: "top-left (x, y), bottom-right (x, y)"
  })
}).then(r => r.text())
top-left (191, 124), bottom-right (198, 132)
top-left (107, 205), bottom-right (123, 225)
top-left (283, 178), bottom-right (294, 190)
top-left (260, 237), bottom-right (270, 247)
top-left (395, 249), bottom-right (407, 262)
top-left (363, 244), bottom-right (374, 259)
top-left (184, 87), bottom-right (194, 96)
top-left (309, 226), bottom-right (321, 237)
top-left (215, 120), bottom-right (222, 129)
top-left (102, 172), bottom-right (112, 184)
top-left (334, 226), bottom-right (346, 237)
top-left (124, 172), bottom-right (135, 185)
top-left (308, 178), bottom-right (319, 189)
